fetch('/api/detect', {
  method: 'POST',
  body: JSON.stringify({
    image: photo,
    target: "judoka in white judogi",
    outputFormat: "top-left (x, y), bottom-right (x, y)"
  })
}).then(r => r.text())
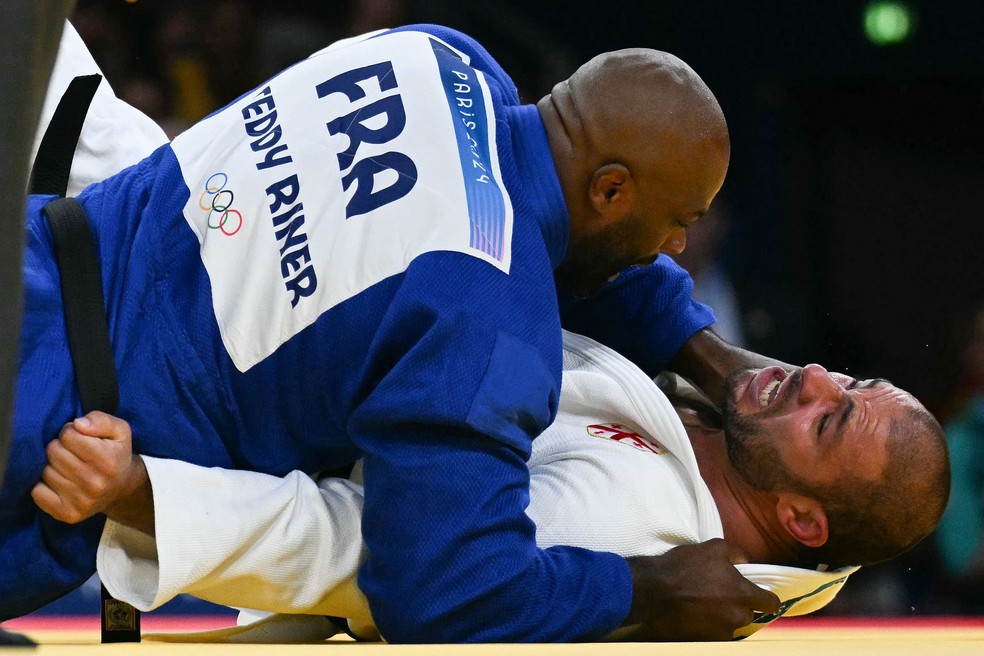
top-left (97, 331), bottom-right (856, 641)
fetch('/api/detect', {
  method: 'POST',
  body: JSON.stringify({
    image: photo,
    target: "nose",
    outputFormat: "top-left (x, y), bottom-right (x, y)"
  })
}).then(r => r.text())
top-left (661, 227), bottom-right (687, 256)
top-left (799, 363), bottom-right (843, 404)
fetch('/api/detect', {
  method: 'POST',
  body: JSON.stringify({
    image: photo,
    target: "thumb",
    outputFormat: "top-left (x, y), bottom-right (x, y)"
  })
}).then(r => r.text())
top-left (73, 411), bottom-right (130, 442)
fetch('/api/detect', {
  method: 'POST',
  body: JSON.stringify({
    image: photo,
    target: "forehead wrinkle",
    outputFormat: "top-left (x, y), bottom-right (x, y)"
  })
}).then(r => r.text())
top-left (847, 385), bottom-right (912, 479)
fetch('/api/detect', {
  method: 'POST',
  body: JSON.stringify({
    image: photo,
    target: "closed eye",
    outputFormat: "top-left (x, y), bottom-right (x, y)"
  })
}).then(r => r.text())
top-left (820, 378), bottom-right (862, 437)
top-left (830, 378), bottom-right (863, 439)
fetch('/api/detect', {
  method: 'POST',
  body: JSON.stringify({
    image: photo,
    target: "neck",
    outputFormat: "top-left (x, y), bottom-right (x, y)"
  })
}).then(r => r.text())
top-left (680, 407), bottom-right (804, 566)
top-left (536, 94), bottom-right (578, 215)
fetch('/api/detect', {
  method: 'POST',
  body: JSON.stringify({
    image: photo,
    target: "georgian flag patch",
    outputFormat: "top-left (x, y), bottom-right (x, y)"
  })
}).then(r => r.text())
top-left (586, 423), bottom-right (668, 455)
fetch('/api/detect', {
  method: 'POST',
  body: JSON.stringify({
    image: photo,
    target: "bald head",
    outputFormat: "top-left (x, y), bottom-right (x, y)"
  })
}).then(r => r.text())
top-left (540, 49), bottom-right (731, 298)
top-left (811, 405), bottom-right (950, 568)
top-left (562, 48), bottom-right (728, 169)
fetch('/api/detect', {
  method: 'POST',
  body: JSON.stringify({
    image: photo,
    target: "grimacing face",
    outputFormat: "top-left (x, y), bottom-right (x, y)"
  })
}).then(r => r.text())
top-left (721, 364), bottom-right (921, 493)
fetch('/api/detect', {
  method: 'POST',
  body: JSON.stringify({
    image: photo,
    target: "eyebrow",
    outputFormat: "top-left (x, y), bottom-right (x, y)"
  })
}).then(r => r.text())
top-left (834, 378), bottom-right (891, 439)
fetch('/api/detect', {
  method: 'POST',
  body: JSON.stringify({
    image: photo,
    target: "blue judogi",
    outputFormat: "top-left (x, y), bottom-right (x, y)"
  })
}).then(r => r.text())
top-left (3, 25), bottom-right (713, 641)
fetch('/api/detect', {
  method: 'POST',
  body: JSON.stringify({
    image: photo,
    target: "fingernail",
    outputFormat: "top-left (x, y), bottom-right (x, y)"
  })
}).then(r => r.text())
top-left (75, 416), bottom-right (92, 429)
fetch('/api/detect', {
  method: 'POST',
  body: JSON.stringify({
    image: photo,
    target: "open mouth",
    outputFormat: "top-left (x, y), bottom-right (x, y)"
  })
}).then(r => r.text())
top-left (759, 379), bottom-right (781, 407)
top-left (754, 367), bottom-right (791, 408)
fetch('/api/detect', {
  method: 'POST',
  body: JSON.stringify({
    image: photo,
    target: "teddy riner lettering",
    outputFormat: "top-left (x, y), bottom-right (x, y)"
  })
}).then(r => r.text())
top-left (241, 86), bottom-right (317, 308)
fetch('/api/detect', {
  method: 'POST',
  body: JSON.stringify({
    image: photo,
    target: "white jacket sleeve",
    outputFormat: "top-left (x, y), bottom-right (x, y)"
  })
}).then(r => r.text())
top-left (97, 456), bottom-right (372, 623)
top-left (36, 20), bottom-right (168, 196)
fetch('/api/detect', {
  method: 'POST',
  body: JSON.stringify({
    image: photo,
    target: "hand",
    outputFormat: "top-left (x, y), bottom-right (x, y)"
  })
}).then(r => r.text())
top-left (31, 411), bottom-right (146, 525)
top-left (623, 539), bottom-right (781, 641)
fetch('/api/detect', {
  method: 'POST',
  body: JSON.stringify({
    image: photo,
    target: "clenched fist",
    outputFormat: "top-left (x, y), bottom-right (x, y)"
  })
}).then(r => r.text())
top-left (31, 411), bottom-right (147, 526)
top-left (622, 538), bottom-right (781, 641)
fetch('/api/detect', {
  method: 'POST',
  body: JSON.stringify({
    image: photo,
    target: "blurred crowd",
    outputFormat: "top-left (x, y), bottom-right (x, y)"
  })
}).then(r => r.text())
top-left (73, 0), bottom-right (418, 138)
top-left (72, 0), bottom-right (576, 137)
top-left (54, 0), bottom-right (982, 619)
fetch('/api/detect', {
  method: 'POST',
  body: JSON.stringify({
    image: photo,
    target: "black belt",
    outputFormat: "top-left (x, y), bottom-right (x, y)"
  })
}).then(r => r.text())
top-left (42, 197), bottom-right (119, 414)
top-left (33, 74), bottom-right (141, 644)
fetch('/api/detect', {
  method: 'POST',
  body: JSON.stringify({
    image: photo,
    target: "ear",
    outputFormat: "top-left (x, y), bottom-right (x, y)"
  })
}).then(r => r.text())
top-left (775, 492), bottom-right (829, 548)
top-left (588, 163), bottom-right (635, 220)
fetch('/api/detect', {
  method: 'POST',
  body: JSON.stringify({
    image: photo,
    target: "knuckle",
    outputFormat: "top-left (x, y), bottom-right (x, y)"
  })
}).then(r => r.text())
top-left (727, 605), bottom-right (752, 628)
top-left (61, 508), bottom-right (84, 524)
top-left (60, 427), bottom-right (80, 443)
top-left (87, 478), bottom-right (108, 497)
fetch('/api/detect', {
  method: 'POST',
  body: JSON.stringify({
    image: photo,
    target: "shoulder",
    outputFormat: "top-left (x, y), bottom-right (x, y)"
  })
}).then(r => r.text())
top-left (380, 25), bottom-right (520, 104)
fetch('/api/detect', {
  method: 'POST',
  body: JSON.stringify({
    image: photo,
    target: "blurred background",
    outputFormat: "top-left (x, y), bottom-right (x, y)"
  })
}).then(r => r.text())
top-left (33, 0), bottom-right (984, 620)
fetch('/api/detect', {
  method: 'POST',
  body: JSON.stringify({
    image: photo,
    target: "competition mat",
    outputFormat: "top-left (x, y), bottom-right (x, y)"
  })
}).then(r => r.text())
top-left (3, 616), bottom-right (983, 655)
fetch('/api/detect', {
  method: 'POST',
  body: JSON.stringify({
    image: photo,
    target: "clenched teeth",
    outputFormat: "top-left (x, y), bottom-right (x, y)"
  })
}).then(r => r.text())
top-left (759, 379), bottom-right (780, 407)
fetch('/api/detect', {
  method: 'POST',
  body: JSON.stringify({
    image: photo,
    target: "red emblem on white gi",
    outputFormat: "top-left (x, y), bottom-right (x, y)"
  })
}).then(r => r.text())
top-left (586, 423), bottom-right (668, 455)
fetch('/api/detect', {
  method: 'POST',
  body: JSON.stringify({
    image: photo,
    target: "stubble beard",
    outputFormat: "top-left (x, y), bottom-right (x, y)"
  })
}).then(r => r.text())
top-left (554, 224), bottom-right (633, 299)
top-left (722, 371), bottom-right (789, 493)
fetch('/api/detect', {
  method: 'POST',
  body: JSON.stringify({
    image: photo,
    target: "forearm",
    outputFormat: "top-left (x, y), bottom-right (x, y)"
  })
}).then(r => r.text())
top-left (100, 457), bottom-right (370, 617)
top-left (668, 328), bottom-right (797, 408)
top-left (559, 259), bottom-right (717, 377)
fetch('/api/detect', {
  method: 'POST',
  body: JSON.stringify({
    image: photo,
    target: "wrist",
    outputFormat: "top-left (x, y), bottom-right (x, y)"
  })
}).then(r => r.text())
top-left (104, 455), bottom-right (156, 536)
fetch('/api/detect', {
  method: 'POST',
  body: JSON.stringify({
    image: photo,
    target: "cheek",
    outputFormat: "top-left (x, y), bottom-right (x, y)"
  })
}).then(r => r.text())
top-left (639, 220), bottom-right (672, 248)
top-left (753, 415), bottom-right (816, 465)
top-left (847, 444), bottom-right (889, 482)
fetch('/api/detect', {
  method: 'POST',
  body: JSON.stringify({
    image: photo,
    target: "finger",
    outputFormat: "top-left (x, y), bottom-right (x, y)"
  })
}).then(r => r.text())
top-left (38, 463), bottom-right (105, 521)
top-left (56, 426), bottom-right (107, 462)
top-left (46, 440), bottom-right (112, 501)
top-left (39, 462), bottom-right (79, 497)
top-left (31, 480), bottom-right (64, 516)
top-left (59, 420), bottom-right (130, 467)
top-left (74, 411), bottom-right (130, 441)
top-left (744, 582), bottom-right (781, 614)
top-left (45, 437), bottom-right (90, 481)
top-left (31, 479), bottom-right (86, 524)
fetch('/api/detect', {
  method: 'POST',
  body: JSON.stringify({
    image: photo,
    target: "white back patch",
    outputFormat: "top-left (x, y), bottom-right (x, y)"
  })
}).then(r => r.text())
top-left (171, 31), bottom-right (513, 371)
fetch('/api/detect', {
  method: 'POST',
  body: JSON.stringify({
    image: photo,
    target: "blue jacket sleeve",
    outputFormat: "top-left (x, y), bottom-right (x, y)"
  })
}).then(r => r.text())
top-left (560, 255), bottom-right (716, 377)
top-left (346, 253), bottom-right (632, 642)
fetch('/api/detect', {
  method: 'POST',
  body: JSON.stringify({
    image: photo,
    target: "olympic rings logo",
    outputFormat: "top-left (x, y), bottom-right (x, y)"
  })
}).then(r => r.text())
top-left (198, 172), bottom-right (244, 236)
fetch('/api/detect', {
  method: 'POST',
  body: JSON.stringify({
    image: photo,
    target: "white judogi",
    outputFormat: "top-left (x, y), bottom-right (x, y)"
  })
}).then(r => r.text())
top-left (98, 331), bottom-right (857, 641)
top-left (36, 21), bottom-right (168, 196)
